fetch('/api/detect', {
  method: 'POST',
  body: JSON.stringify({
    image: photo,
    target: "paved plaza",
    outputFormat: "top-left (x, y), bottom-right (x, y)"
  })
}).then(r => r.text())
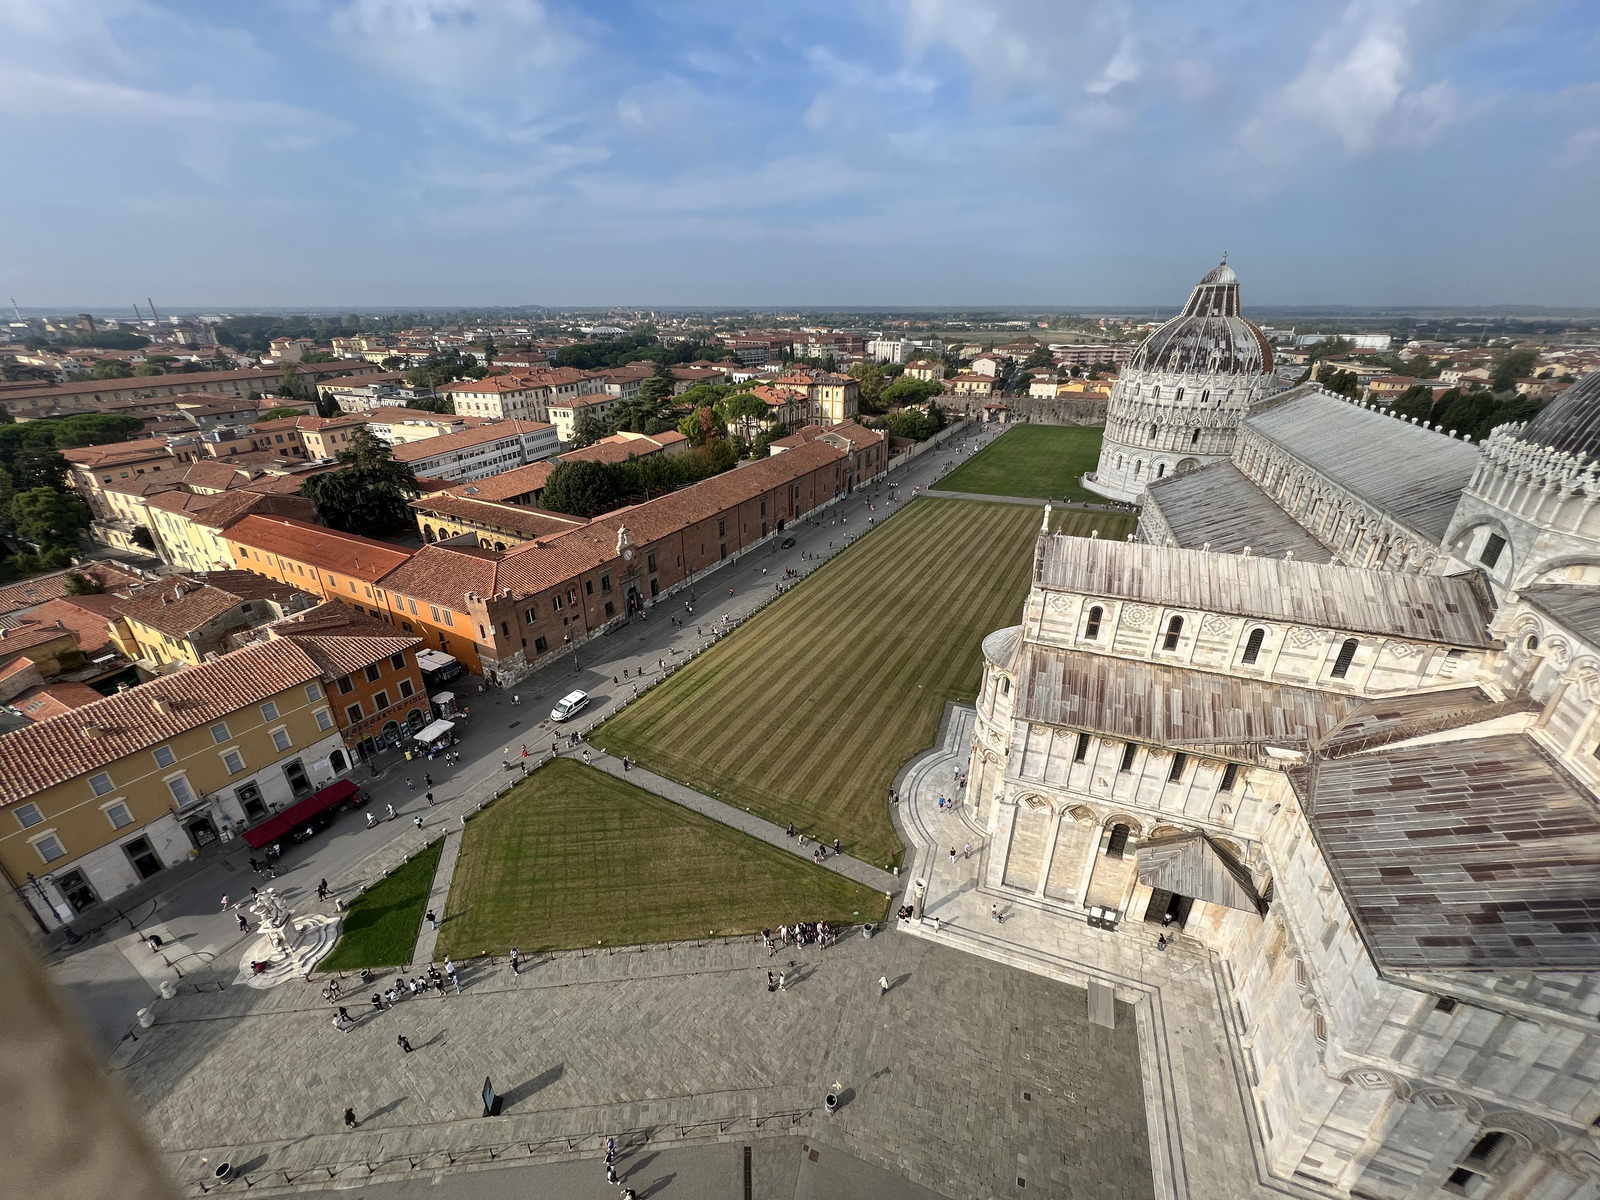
top-left (114, 929), bottom-right (1152, 1198)
top-left (892, 705), bottom-right (1332, 1200)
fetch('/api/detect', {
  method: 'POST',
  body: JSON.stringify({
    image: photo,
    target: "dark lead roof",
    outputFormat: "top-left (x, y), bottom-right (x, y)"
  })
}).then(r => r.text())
top-left (1510, 367), bottom-right (1600, 462)
top-left (1127, 260), bottom-right (1274, 377)
top-left (1308, 733), bottom-right (1600, 971)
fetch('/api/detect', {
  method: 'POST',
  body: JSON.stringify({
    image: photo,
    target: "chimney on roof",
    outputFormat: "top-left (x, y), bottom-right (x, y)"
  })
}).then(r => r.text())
top-left (82, 724), bottom-right (103, 738)
top-left (152, 696), bottom-right (173, 715)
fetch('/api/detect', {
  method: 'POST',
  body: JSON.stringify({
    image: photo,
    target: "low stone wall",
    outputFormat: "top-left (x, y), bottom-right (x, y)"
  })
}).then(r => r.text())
top-left (984, 397), bottom-right (1107, 427)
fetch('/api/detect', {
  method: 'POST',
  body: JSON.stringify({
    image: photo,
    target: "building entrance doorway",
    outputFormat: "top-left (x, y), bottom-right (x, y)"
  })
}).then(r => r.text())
top-left (54, 869), bottom-right (97, 913)
top-left (186, 814), bottom-right (218, 848)
top-left (236, 781), bottom-right (267, 822)
top-left (122, 836), bottom-right (164, 880)
top-left (282, 758), bottom-right (312, 799)
top-left (1143, 888), bottom-right (1194, 929)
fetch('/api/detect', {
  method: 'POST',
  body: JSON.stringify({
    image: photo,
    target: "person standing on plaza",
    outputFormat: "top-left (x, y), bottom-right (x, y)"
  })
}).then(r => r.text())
top-left (317, 879), bottom-right (329, 900)
top-left (963, 842), bottom-right (971, 860)
top-left (879, 975), bottom-right (889, 997)
top-left (950, 847), bottom-right (957, 865)
top-left (343, 1107), bottom-right (358, 1129)
top-left (777, 971), bottom-right (786, 991)
top-left (509, 947), bottom-right (521, 975)
top-left (446, 958), bottom-right (461, 993)
top-left (397, 1034), bottom-right (413, 1053)
top-left (767, 970), bottom-right (777, 993)
top-left (333, 1013), bottom-right (348, 1032)
top-left (426, 909), bottom-right (438, 931)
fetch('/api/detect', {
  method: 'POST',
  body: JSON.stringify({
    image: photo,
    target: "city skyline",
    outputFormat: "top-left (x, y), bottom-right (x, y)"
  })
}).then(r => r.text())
top-left (2, 0), bottom-right (1598, 308)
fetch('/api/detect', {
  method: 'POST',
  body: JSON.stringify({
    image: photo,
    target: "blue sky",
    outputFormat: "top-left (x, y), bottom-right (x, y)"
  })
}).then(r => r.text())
top-left (1, 0), bottom-right (1597, 308)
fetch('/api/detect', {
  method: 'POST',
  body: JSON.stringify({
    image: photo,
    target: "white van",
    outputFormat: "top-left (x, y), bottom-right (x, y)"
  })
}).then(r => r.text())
top-left (550, 690), bottom-right (589, 723)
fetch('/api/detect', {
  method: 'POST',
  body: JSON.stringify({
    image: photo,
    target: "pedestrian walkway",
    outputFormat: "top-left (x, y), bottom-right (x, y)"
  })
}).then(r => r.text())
top-left (577, 747), bottom-right (899, 894)
top-left (410, 827), bottom-right (463, 965)
top-left (889, 702), bottom-right (1318, 1200)
top-left (924, 487), bottom-right (1053, 505)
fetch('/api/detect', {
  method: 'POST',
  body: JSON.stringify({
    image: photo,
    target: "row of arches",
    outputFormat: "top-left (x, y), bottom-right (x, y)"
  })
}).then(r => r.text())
top-left (421, 523), bottom-right (510, 551)
top-left (1076, 603), bottom-right (1361, 679)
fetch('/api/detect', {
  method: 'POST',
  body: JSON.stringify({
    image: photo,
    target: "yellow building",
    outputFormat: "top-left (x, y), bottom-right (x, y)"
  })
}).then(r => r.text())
top-left (0, 639), bottom-right (348, 924)
top-left (411, 493), bottom-right (586, 550)
top-left (144, 489), bottom-right (316, 575)
top-left (112, 572), bottom-right (316, 671)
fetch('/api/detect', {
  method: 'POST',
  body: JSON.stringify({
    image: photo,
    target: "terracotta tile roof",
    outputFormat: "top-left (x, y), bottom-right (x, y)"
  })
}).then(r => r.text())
top-left (379, 544), bottom-right (503, 610)
top-left (389, 419), bottom-right (554, 462)
top-left (25, 598), bottom-right (120, 656)
top-left (119, 572), bottom-right (310, 638)
top-left (268, 601), bottom-right (422, 676)
top-left (11, 682), bottom-right (107, 722)
top-left (226, 515), bottom-right (413, 582)
top-left (0, 639), bottom-right (326, 807)
top-left (410, 494), bottom-right (586, 539)
top-left (558, 439), bottom-right (655, 466)
top-left (185, 489), bottom-right (315, 531)
top-left (493, 440), bottom-right (844, 597)
top-left (61, 440), bottom-right (173, 468)
top-left (515, 367), bottom-right (602, 387)
top-left (444, 376), bottom-right (545, 394)
top-left (0, 564), bottom-right (143, 618)
top-left (0, 622), bottom-right (89, 660)
top-left (436, 460), bottom-right (556, 503)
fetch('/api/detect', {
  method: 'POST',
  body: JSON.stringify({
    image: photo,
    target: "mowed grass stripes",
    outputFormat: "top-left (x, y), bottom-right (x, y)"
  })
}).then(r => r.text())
top-left (596, 497), bottom-right (1047, 867)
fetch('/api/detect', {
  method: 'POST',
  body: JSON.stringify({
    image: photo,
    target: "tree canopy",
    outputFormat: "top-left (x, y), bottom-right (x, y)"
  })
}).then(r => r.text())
top-left (11, 487), bottom-right (91, 549)
top-left (299, 429), bottom-right (420, 536)
top-left (881, 377), bottom-right (945, 407)
top-left (1491, 347), bottom-right (1539, 393)
top-left (540, 442), bottom-right (739, 519)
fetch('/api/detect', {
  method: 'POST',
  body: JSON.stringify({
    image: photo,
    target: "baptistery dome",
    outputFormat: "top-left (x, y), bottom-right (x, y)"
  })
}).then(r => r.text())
top-left (1083, 258), bottom-right (1276, 505)
top-left (1127, 261), bottom-right (1274, 377)
top-left (1509, 367), bottom-right (1600, 462)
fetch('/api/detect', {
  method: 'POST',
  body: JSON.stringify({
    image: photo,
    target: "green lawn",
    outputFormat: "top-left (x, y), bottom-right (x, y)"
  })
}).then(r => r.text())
top-left (438, 758), bottom-right (886, 956)
top-left (320, 839), bottom-right (442, 971)
top-left (1050, 508), bottom-right (1136, 540)
top-left (940, 424), bottom-right (1107, 502)
top-left (597, 497), bottom-right (1048, 867)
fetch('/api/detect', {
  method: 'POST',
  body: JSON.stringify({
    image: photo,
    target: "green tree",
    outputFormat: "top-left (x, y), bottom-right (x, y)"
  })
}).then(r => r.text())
top-left (0, 466), bottom-right (13, 532)
top-left (1391, 385), bottom-right (1438, 422)
top-left (720, 391), bottom-right (769, 445)
top-left (64, 570), bottom-right (103, 595)
top-left (1491, 347), bottom-right (1539, 393)
top-left (638, 375), bottom-right (675, 406)
top-left (481, 336), bottom-right (497, 366)
top-left (91, 359), bottom-right (134, 379)
top-left (299, 429), bottom-right (420, 536)
top-left (881, 377), bottom-right (945, 407)
top-left (677, 405), bottom-right (724, 447)
top-left (259, 405), bottom-right (304, 420)
top-left (570, 406), bottom-right (609, 448)
top-left (848, 362), bottom-right (888, 411)
top-left (540, 459), bottom-right (623, 518)
top-left (1023, 346), bottom-right (1054, 370)
top-left (11, 448), bottom-right (67, 491)
top-left (131, 525), bottom-right (156, 552)
top-left (1309, 336), bottom-right (1354, 362)
top-left (11, 487), bottom-right (91, 548)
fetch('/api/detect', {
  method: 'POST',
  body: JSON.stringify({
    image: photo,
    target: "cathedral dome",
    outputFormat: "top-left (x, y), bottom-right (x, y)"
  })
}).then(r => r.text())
top-left (1509, 367), bottom-right (1600, 463)
top-left (1127, 260), bottom-right (1273, 377)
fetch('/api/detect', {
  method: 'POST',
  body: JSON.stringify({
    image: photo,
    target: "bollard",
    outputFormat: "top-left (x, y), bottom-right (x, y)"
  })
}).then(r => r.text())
top-left (137, 1007), bottom-right (154, 1029)
top-left (159, 980), bottom-right (176, 999)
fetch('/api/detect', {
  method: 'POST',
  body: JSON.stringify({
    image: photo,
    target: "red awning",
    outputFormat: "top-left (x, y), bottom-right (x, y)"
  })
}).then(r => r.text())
top-left (242, 778), bottom-right (360, 848)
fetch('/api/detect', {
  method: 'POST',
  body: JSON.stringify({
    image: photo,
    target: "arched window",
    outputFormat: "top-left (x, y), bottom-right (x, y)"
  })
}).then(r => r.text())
top-left (1190, 428), bottom-right (1200, 445)
top-left (1200, 389), bottom-right (1209, 404)
top-left (1241, 627), bottom-right (1266, 664)
top-left (1174, 387), bottom-right (1184, 401)
top-left (1150, 423), bottom-right (1159, 440)
top-left (1156, 463), bottom-right (1166, 478)
top-left (1525, 634), bottom-right (1540, 652)
top-left (1162, 615), bottom-right (1183, 651)
top-left (1151, 386), bottom-right (1160, 401)
top-left (1330, 638), bottom-right (1359, 679)
top-left (1084, 606), bottom-right (1102, 639)
top-left (1134, 460), bottom-right (1143, 478)
top-left (1106, 823), bottom-right (1131, 858)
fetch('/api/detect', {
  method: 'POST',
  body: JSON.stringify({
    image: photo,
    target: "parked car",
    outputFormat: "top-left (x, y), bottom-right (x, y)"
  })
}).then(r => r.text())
top-left (780, 536), bottom-right (797, 548)
top-left (550, 690), bottom-right (589, 722)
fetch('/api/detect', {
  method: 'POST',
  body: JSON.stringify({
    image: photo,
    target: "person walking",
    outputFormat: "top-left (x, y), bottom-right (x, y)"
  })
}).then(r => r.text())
top-left (406, 777), bottom-right (414, 791)
top-left (397, 1034), bottom-right (413, 1053)
top-left (333, 1013), bottom-right (348, 1032)
top-left (777, 971), bottom-right (786, 992)
top-left (622, 754), bottom-right (630, 772)
top-left (237, 912), bottom-right (249, 933)
top-left (426, 791), bottom-right (435, 807)
top-left (220, 894), bottom-right (230, 910)
top-left (949, 847), bottom-right (957, 865)
top-left (963, 842), bottom-right (972, 860)
top-left (426, 909), bottom-right (438, 931)
top-left (606, 1164), bottom-right (619, 1185)
top-left (509, 947), bottom-right (521, 975)
top-left (446, 958), bottom-right (461, 993)
top-left (343, 1107), bottom-right (358, 1129)
top-left (767, 970), bottom-right (777, 993)
top-left (317, 879), bottom-right (329, 900)
top-left (413, 816), bottom-right (423, 830)
top-left (1156, 934), bottom-right (1168, 952)
top-left (424, 773), bottom-right (433, 788)
top-left (338, 1005), bottom-right (351, 1024)
top-left (933, 916), bottom-right (942, 933)
top-left (833, 837), bottom-right (840, 855)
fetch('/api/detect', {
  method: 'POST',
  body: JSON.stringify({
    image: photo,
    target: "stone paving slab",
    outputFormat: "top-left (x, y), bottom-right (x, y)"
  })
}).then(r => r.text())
top-left (574, 747), bottom-right (901, 894)
top-left (116, 925), bottom-right (1152, 1199)
top-left (889, 702), bottom-right (1338, 1200)
top-left (409, 828), bottom-right (462, 966)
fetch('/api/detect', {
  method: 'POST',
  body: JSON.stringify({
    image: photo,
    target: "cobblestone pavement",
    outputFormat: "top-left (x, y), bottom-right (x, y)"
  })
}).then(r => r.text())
top-left (892, 704), bottom-right (1336, 1200)
top-left (115, 926), bottom-right (1152, 1199)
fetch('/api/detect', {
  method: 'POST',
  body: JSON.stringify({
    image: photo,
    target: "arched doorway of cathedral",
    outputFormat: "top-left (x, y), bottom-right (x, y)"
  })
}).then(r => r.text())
top-left (1176, 458), bottom-right (1200, 474)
